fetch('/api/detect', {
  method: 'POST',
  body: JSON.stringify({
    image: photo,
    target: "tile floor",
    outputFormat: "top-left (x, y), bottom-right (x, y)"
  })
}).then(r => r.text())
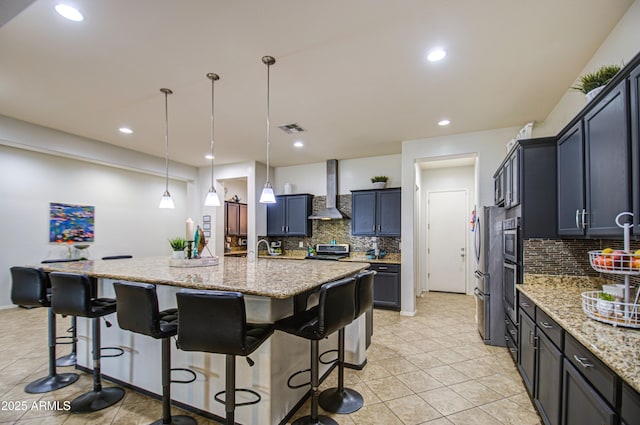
top-left (0, 292), bottom-right (541, 424)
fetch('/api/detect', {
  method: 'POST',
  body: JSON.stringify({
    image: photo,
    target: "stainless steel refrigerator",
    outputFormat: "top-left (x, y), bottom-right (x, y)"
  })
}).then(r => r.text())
top-left (473, 206), bottom-right (506, 346)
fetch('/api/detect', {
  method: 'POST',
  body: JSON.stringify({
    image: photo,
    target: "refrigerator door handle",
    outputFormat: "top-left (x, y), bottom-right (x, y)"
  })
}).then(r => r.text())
top-left (474, 216), bottom-right (481, 263)
top-left (474, 270), bottom-right (484, 279)
top-left (474, 287), bottom-right (484, 299)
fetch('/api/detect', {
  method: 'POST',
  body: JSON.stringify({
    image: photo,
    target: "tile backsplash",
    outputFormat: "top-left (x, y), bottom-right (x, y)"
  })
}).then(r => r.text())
top-left (259, 194), bottom-right (401, 254)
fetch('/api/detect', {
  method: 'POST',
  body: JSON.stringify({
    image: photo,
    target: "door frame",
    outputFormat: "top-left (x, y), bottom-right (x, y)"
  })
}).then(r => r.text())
top-left (425, 188), bottom-right (469, 294)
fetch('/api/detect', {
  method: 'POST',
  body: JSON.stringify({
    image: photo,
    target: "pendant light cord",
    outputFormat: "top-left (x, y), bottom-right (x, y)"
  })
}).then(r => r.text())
top-left (210, 75), bottom-right (215, 186)
top-left (162, 89), bottom-right (171, 193)
top-left (265, 60), bottom-right (271, 182)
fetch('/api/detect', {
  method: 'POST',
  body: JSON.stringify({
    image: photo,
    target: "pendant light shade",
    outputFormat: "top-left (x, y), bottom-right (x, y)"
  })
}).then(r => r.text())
top-left (259, 55), bottom-right (277, 204)
top-left (204, 72), bottom-right (221, 207)
top-left (159, 88), bottom-right (175, 209)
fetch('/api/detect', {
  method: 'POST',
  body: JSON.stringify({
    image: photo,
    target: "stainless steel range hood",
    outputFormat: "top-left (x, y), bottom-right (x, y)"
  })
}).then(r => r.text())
top-left (308, 159), bottom-right (350, 220)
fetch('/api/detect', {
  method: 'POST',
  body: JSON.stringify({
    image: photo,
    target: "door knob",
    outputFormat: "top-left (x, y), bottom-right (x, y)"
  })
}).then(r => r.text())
top-left (460, 248), bottom-right (465, 257)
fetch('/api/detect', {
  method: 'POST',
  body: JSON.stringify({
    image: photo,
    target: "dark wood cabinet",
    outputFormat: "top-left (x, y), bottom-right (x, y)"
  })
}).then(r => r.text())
top-left (562, 359), bottom-right (616, 425)
top-left (518, 308), bottom-right (536, 396)
top-left (557, 80), bottom-right (631, 238)
top-left (266, 194), bottom-right (313, 237)
top-left (621, 382), bottom-right (640, 425)
top-left (368, 263), bottom-right (400, 310)
top-left (351, 188), bottom-right (401, 236)
top-left (536, 330), bottom-right (563, 425)
top-left (225, 202), bottom-right (247, 236)
top-left (630, 63), bottom-right (640, 236)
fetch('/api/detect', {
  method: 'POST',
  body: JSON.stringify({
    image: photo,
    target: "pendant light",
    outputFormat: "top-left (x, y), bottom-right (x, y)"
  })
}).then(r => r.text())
top-left (204, 73), bottom-right (221, 207)
top-left (158, 88), bottom-right (175, 209)
top-left (259, 55), bottom-right (276, 204)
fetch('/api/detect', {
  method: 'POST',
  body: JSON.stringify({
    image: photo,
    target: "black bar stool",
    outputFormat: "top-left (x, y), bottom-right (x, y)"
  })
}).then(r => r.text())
top-left (10, 267), bottom-right (79, 393)
top-left (319, 270), bottom-right (375, 414)
top-left (114, 282), bottom-right (196, 425)
top-left (276, 276), bottom-right (356, 425)
top-left (176, 290), bottom-right (274, 425)
top-left (50, 272), bottom-right (125, 413)
top-left (41, 259), bottom-right (82, 368)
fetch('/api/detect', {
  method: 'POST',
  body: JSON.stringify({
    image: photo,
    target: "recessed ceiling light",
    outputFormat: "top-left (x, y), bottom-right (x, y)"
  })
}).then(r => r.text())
top-left (118, 127), bottom-right (133, 134)
top-left (205, 154), bottom-right (214, 160)
top-left (426, 48), bottom-right (446, 62)
top-left (438, 119), bottom-right (451, 126)
top-left (293, 141), bottom-right (304, 148)
top-left (55, 4), bottom-right (84, 22)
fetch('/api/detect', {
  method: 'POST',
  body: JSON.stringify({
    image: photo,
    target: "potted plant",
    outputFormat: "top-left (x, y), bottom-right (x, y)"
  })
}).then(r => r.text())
top-left (572, 64), bottom-right (622, 101)
top-left (596, 292), bottom-right (615, 317)
top-left (168, 237), bottom-right (186, 259)
top-left (371, 176), bottom-right (388, 189)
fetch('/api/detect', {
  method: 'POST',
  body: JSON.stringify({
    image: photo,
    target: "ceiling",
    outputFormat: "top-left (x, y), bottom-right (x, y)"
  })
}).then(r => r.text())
top-left (0, 0), bottom-right (633, 168)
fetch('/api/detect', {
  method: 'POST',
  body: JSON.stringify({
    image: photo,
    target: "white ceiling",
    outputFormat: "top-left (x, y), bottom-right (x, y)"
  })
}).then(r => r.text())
top-left (0, 0), bottom-right (633, 168)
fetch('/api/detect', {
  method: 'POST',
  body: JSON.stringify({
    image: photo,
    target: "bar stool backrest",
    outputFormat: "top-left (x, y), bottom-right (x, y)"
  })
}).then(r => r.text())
top-left (114, 282), bottom-right (163, 338)
top-left (10, 266), bottom-right (48, 307)
top-left (317, 277), bottom-right (356, 337)
top-left (176, 290), bottom-right (248, 356)
top-left (49, 272), bottom-right (93, 317)
top-left (354, 270), bottom-right (375, 319)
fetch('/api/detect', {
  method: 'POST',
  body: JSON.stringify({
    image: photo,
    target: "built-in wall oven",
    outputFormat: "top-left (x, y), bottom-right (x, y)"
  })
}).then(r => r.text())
top-left (502, 217), bottom-right (520, 323)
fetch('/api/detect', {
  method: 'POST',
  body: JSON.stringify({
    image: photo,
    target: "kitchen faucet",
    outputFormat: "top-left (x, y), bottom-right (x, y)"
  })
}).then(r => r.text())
top-left (256, 239), bottom-right (273, 255)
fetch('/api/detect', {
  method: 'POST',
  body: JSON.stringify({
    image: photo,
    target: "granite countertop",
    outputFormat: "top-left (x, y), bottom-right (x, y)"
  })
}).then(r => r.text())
top-left (520, 274), bottom-right (640, 393)
top-left (37, 256), bottom-right (370, 299)
top-left (342, 253), bottom-right (401, 265)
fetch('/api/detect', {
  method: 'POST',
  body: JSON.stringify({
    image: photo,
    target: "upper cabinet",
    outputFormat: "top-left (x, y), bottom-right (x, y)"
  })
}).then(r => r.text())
top-left (557, 80), bottom-right (631, 237)
top-left (351, 188), bottom-right (401, 236)
top-left (494, 138), bottom-right (557, 238)
top-left (225, 202), bottom-right (247, 236)
top-left (266, 194), bottom-right (313, 237)
top-left (631, 63), bottom-right (640, 236)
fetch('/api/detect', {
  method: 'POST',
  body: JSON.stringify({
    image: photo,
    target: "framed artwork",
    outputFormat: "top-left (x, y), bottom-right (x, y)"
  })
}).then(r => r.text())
top-left (203, 222), bottom-right (211, 230)
top-left (49, 202), bottom-right (95, 243)
top-left (203, 215), bottom-right (211, 222)
top-left (204, 231), bottom-right (211, 238)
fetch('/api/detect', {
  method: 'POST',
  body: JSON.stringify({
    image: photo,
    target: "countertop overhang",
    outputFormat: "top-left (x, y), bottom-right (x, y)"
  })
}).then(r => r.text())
top-left (36, 256), bottom-right (370, 299)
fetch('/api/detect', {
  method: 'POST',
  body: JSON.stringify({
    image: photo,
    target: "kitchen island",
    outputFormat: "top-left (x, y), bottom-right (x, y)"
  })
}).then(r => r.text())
top-left (38, 256), bottom-right (370, 424)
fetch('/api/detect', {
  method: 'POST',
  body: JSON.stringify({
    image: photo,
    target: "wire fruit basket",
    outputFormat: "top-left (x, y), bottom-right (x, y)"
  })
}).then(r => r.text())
top-left (583, 212), bottom-right (640, 328)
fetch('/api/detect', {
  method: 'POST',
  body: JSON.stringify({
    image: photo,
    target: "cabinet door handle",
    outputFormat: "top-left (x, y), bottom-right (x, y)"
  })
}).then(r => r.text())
top-left (510, 329), bottom-right (517, 336)
top-left (372, 225), bottom-right (376, 232)
top-left (575, 209), bottom-right (580, 229)
top-left (378, 266), bottom-right (388, 271)
top-left (528, 330), bottom-right (538, 347)
top-left (509, 347), bottom-right (517, 354)
top-left (520, 302), bottom-right (531, 308)
top-left (538, 321), bottom-right (553, 329)
top-left (573, 354), bottom-right (593, 369)
top-left (377, 224), bottom-right (381, 232)
top-left (581, 209), bottom-right (588, 228)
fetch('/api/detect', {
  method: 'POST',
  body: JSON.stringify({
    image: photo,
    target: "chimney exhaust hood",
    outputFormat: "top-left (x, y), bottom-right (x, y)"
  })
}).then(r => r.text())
top-left (308, 159), bottom-right (349, 220)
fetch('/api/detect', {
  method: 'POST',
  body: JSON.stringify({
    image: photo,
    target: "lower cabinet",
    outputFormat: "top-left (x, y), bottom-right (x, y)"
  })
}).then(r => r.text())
top-left (536, 330), bottom-right (563, 425)
top-left (369, 263), bottom-right (400, 311)
top-left (518, 309), bottom-right (536, 396)
top-left (562, 359), bottom-right (616, 425)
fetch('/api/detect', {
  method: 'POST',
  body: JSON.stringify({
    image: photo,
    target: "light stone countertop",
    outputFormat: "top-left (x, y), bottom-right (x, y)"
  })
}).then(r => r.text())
top-left (520, 274), bottom-right (640, 393)
top-left (37, 256), bottom-right (370, 299)
top-left (343, 253), bottom-right (401, 265)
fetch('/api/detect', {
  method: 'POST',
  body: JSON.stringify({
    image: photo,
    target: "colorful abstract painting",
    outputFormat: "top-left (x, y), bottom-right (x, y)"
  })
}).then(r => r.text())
top-left (49, 203), bottom-right (95, 243)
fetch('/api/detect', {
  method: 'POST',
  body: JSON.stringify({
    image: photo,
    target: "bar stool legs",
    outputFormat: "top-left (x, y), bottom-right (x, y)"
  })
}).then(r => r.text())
top-left (318, 328), bottom-right (363, 414)
top-left (25, 308), bottom-right (79, 393)
top-left (56, 316), bottom-right (77, 367)
top-left (70, 318), bottom-right (124, 413)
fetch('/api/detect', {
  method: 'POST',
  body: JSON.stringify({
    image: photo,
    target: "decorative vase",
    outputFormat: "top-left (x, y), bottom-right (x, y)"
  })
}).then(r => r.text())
top-left (585, 86), bottom-right (605, 102)
top-left (596, 299), bottom-right (613, 317)
top-left (172, 250), bottom-right (185, 260)
top-left (372, 182), bottom-right (386, 189)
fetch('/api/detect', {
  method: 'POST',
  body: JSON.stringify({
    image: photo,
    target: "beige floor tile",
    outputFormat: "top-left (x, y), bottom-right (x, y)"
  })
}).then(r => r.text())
top-left (396, 370), bottom-right (444, 393)
top-left (377, 357), bottom-right (420, 375)
top-left (447, 406), bottom-right (503, 425)
top-left (449, 359), bottom-right (496, 379)
top-left (423, 365), bottom-right (471, 386)
top-left (349, 402), bottom-right (404, 425)
top-left (480, 398), bottom-right (543, 425)
top-left (385, 394), bottom-right (442, 425)
top-left (363, 376), bottom-right (413, 402)
top-left (354, 362), bottom-right (392, 382)
top-left (405, 352), bottom-right (446, 370)
top-left (448, 380), bottom-right (503, 406)
top-left (428, 349), bottom-right (471, 365)
top-left (418, 387), bottom-right (474, 416)
top-left (476, 373), bottom-right (528, 398)
top-left (506, 392), bottom-right (537, 411)
top-left (422, 418), bottom-right (454, 425)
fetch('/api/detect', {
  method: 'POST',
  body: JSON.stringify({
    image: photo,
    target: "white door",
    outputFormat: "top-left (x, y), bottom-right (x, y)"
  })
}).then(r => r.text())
top-left (427, 190), bottom-right (467, 293)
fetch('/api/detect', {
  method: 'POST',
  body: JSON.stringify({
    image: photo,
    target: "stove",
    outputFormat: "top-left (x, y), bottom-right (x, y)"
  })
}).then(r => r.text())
top-left (306, 244), bottom-right (349, 260)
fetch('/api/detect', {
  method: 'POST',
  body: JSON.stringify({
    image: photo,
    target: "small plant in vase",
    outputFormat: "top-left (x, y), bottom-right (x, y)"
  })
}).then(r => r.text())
top-left (571, 64), bottom-right (622, 101)
top-left (169, 237), bottom-right (187, 259)
top-left (371, 176), bottom-right (388, 189)
top-left (596, 292), bottom-right (615, 317)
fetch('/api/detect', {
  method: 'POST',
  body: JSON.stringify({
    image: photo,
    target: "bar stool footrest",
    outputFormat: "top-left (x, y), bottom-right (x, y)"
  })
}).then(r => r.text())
top-left (70, 387), bottom-right (125, 413)
top-left (170, 367), bottom-right (197, 384)
top-left (214, 388), bottom-right (261, 407)
top-left (318, 387), bottom-right (364, 414)
top-left (319, 348), bottom-right (338, 365)
top-left (55, 335), bottom-right (76, 345)
top-left (100, 346), bottom-right (124, 358)
top-left (287, 368), bottom-right (311, 389)
top-left (24, 373), bottom-right (79, 394)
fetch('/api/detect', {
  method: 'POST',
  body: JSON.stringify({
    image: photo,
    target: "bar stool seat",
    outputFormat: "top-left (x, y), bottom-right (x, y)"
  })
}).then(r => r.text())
top-left (10, 267), bottom-right (79, 393)
top-left (50, 272), bottom-right (125, 413)
top-left (114, 281), bottom-right (196, 425)
top-left (177, 290), bottom-right (274, 425)
top-left (319, 270), bottom-right (375, 414)
top-left (276, 276), bottom-right (356, 425)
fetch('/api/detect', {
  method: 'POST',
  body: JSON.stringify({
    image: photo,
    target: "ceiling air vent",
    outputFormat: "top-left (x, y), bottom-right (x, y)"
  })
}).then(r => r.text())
top-left (278, 123), bottom-right (305, 134)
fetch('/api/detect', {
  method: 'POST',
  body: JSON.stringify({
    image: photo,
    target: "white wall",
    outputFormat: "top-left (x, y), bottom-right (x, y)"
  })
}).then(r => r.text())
top-left (535, 0), bottom-right (640, 136)
top-left (0, 144), bottom-right (190, 307)
top-left (401, 126), bottom-right (518, 315)
top-left (419, 165), bottom-right (476, 295)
